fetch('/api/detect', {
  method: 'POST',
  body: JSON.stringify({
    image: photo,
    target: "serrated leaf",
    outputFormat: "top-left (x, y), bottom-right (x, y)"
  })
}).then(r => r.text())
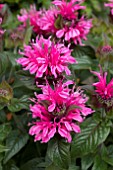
top-left (3, 130), bottom-right (29, 163)
top-left (71, 120), bottom-right (110, 157)
top-left (47, 138), bottom-right (70, 169)
top-left (92, 155), bottom-right (108, 170)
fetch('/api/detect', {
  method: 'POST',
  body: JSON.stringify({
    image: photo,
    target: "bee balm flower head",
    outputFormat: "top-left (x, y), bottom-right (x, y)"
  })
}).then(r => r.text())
top-left (17, 36), bottom-right (76, 78)
top-left (29, 81), bottom-right (94, 143)
top-left (91, 66), bottom-right (113, 108)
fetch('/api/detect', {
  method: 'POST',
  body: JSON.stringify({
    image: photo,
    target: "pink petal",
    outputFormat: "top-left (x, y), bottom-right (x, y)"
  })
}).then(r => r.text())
top-left (71, 123), bottom-right (81, 133)
top-left (48, 103), bottom-right (56, 112)
top-left (56, 29), bottom-right (65, 38)
top-left (48, 127), bottom-right (56, 139)
top-left (64, 121), bottom-right (72, 131)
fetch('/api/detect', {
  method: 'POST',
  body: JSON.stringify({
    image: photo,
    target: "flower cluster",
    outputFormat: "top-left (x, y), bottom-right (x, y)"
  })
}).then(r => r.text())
top-left (18, 0), bottom-right (92, 45)
top-left (29, 81), bottom-right (94, 143)
top-left (17, 36), bottom-right (76, 78)
top-left (17, 0), bottom-right (94, 143)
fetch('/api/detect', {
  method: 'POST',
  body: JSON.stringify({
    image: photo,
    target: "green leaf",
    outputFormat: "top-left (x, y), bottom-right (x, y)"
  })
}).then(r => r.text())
top-left (24, 27), bottom-right (32, 45)
top-left (8, 95), bottom-right (30, 112)
top-left (92, 155), bottom-right (108, 170)
top-left (72, 45), bottom-right (96, 59)
top-left (47, 138), bottom-right (70, 169)
top-left (4, 52), bottom-right (21, 69)
top-left (3, 130), bottom-right (29, 163)
top-left (101, 145), bottom-right (113, 166)
top-left (71, 56), bottom-right (96, 70)
top-left (68, 165), bottom-right (80, 170)
top-left (71, 120), bottom-right (110, 157)
top-left (0, 105), bottom-right (5, 110)
top-left (46, 163), bottom-right (65, 170)
top-left (20, 158), bottom-right (45, 170)
top-left (0, 123), bottom-right (11, 141)
top-left (14, 70), bottom-right (36, 90)
top-left (71, 45), bottom-right (97, 70)
top-left (0, 144), bottom-right (9, 153)
top-left (81, 154), bottom-right (94, 170)
top-left (0, 163), bottom-right (3, 170)
top-left (0, 53), bottom-right (9, 76)
top-left (54, 14), bottom-right (63, 29)
top-left (3, 160), bottom-right (20, 170)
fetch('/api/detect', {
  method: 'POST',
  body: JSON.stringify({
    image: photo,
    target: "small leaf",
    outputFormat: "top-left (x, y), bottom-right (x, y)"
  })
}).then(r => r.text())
top-left (3, 130), bottom-right (29, 163)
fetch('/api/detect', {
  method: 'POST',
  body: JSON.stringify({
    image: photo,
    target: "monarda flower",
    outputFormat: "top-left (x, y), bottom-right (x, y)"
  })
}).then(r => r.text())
top-left (52, 0), bottom-right (92, 45)
top-left (91, 66), bottom-right (113, 108)
top-left (17, 5), bottom-right (42, 34)
top-left (53, 0), bottom-right (85, 20)
top-left (17, 36), bottom-right (76, 78)
top-left (29, 81), bottom-right (94, 143)
top-left (39, 7), bottom-right (58, 35)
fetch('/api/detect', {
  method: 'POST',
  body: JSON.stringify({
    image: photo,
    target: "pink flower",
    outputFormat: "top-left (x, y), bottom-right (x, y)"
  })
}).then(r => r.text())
top-left (39, 7), bottom-right (58, 34)
top-left (52, 0), bottom-right (92, 45)
top-left (17, 36), bottom-right (76, 78)
top-left (56, 16), bottom-right (92, 45)
top-left (53, 0), bottom-right (85, 20)
top-left (17, 5), bottom-right (42, 34)
top-left (91, 66), bottom-right (113, 107)
top-left (105, 0), bottom-right (113, 15)
top-left (29, 81), bottom-right (94, 143)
